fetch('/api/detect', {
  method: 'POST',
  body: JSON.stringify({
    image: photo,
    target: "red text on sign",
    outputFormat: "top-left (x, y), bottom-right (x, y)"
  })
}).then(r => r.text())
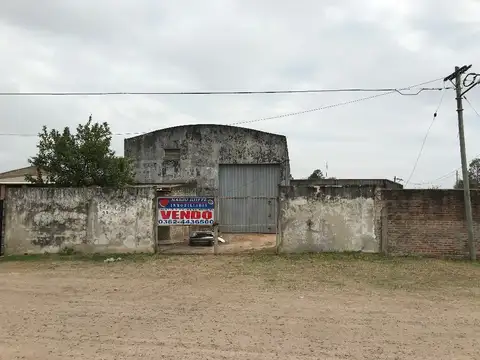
top-left (160, 210), bottom-right (212, 220)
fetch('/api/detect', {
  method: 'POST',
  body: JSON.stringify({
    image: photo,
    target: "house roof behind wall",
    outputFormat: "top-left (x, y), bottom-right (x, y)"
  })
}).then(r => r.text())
top-left (0, 165), bottom-right (37, 179)
top-left (0, 165), bottom-right (43, 184)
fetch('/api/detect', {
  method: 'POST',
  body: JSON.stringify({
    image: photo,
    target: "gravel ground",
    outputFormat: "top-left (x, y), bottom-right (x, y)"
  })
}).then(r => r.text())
top-left (0, 254), bottom-right (479, 360)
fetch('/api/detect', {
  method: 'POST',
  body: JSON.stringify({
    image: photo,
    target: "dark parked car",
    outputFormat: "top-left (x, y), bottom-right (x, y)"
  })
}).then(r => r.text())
top-left (188, 231), bottom-right (225, 247)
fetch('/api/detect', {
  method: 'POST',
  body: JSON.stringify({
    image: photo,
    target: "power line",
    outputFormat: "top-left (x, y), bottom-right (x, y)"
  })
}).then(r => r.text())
top-left (409, 169), bottom-right (457, 186)
top-left (0, 76), bottom-right (446, 137)
top-left (404, 86), bottom-right (447, 186)
top-left (0, 87), bottom-right (447, 97)
top-left (464, 96), bottom-right (480, 117)
top-left (231, 91), bottom-right (394, 126)
top-left (406, 74), bottom-right (480, 188)
top-left (410, 153), bottom-right (480, 186)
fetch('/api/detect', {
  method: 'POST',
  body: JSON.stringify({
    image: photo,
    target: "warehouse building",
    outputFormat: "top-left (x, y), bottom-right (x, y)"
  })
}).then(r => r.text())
top-left (124, 124), bottom-right (290, 233)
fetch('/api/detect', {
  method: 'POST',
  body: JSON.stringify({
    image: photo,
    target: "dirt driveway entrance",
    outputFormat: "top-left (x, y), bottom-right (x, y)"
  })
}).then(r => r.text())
top-left (157, 233), bottom-right (276, 254)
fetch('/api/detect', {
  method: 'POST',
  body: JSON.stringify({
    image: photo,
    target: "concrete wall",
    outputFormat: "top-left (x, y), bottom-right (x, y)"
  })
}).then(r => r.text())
top-left (4, 187), bottom-right (156, 255)
top-left (278, 187), bottom-right (480, 258)
top-left (278, 185), bottom-right (377, 253)
top-left (124, 124), bottom-right (290, 189)
top-left (378, 189), bottom-right (480, 258)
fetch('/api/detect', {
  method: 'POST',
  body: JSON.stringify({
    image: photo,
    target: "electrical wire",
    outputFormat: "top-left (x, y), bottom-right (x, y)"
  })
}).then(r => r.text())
top-left (0, 87), bottom-right (446, 97)
top-left (404, 86), bottom-right (446, 186)
top-left (464, 96), bottom-right (480, 117)
top-left (222, 77), bottom-right (448, 192)
top-left (410, 99), bottom-right (480, 187)
top-left (206, 77), bottom-right (447, 128)
top-left (230, 91), bottom-right (394, 126)
top-left (0, 76), bottom-right (448, 138)
top-left (409, 153), bottom-right (480, 186)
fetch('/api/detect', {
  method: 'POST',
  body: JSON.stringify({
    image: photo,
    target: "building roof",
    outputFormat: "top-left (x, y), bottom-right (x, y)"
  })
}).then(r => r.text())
top-left (125, 123), bottom-right (287, 141)
top-left (0, 165), bottom-right (42, 184)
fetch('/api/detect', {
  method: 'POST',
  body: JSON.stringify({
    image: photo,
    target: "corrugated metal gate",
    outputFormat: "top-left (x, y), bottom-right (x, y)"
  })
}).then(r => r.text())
top-left (218, 164), bottom-right (281, 233)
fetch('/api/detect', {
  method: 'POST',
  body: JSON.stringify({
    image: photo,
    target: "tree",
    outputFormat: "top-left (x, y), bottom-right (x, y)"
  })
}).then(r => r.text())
top-left (468, 158), bottom-right (480, 186)
top-left (308, 169), bottom-right (325, 180)
top-left (453, 158), bottom-right (480, 189)
top-left (26, 116), bottom-right (134, 187)
top-left (454, 179), bottom-right (464, 189)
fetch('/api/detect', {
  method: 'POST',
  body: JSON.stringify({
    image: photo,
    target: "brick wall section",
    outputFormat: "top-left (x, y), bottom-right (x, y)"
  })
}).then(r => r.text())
top-left (378, 189), bottom-right (480, 258)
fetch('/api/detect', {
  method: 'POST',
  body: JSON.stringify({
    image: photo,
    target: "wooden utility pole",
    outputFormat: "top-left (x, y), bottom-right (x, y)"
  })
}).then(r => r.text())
top-left (213, 196), bottom-right (219, 255)
top-left (445, 65), bottom-right (476, 260)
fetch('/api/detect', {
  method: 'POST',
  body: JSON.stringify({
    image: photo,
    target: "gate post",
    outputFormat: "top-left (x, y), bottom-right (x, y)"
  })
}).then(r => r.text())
top-left (275, 186), bottom-right (282, 254)
top-left (213, 196), bottom-right (219, 255)
top-left (380, 205), bottom-right (388, 255)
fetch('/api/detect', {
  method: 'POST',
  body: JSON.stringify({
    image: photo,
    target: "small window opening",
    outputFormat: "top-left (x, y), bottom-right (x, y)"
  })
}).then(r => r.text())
top-left (164, 148), bottom-right (180, 161)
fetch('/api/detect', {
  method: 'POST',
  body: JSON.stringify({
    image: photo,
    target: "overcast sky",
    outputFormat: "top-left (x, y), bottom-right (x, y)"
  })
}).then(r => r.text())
top-left (0, 0), bottom-right (479, 188)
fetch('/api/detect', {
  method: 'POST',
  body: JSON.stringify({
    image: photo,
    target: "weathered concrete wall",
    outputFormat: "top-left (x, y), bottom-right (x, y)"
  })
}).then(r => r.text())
top-left (124, 124), bottom-right (290, 188)
top-left (4, 187), bottom-right (156, 255)
top-left (278, 185), bottom-right (377, 253)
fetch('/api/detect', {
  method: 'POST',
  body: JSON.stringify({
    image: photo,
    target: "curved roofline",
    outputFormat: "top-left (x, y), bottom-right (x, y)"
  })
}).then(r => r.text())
top-left (126, 123), bottom-right (286, 140)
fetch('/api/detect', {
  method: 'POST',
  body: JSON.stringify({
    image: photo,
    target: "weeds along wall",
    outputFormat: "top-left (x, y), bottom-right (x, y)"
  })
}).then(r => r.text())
top-left (3, 187), bottom-right (156, 255)
top-left (277, 185), bottom-right (378, 253)
top-left (377, 189), bottom-right (480, 258)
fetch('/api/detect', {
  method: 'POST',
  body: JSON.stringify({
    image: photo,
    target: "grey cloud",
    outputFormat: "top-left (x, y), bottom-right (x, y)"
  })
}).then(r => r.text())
top-left (0, 0), bottom-right (479, 188)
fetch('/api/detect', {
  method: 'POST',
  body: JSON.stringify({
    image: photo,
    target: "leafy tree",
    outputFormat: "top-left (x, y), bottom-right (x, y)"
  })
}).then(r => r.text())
top-left (468, 158), bottom-right (480, 186)
top-left (454, 179), bottom-right (464, 189)
top-left (308, 169), bottom-right (325, 180)
top-left (26, 116), bottom-right (134, 187)
top-left (453, 158), bottom-right (480, 189)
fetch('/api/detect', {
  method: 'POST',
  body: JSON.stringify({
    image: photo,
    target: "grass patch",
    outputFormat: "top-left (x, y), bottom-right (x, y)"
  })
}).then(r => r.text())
top-left (0, 252), bottom-right (156, 263)
top-left (216, 252), bottom-right (480, 292)
top-left (2, 251), bottom-right (479, 293)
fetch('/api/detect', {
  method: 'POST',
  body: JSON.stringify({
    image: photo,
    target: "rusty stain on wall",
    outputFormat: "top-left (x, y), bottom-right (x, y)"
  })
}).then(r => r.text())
top-left (4, 187), bottom-right (156, 255)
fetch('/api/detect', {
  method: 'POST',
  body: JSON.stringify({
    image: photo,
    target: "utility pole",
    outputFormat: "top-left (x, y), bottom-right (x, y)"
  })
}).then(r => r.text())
top-left (393, 176), bottom-right (403, 184)
top-left (445, 65), bottom-right (478, 260)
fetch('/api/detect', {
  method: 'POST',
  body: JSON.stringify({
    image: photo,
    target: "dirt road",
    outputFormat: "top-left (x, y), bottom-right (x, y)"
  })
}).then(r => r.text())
top-left (0, 255), bottom-right (479, 359)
